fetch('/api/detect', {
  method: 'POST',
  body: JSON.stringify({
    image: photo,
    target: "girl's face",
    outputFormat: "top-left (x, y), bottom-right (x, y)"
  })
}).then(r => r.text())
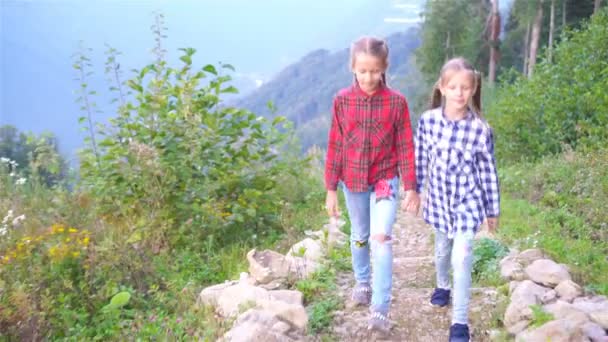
top-left (353, 53), bottom-right (387, 95)
top-left (439, 70), bottom-right (475, 114)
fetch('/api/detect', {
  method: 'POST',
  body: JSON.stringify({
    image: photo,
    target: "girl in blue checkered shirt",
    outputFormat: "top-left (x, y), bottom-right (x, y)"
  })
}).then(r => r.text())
top-left (414, 57), bottom-right (500, 342)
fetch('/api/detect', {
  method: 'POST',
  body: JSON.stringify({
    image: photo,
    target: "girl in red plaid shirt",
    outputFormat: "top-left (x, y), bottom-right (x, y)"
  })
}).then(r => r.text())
top-left (324, 36), bottom-right (419, 332)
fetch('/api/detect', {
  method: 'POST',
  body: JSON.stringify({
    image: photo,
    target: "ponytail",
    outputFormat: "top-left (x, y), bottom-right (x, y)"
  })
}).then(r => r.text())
top-left (429, 80), bottom-right (443, 110)
top-left (471, 71), bottom-right (483, 117)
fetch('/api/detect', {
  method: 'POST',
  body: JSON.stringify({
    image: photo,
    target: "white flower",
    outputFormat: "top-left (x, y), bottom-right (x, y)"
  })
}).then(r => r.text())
top-left (2, 210), bottom-right (13, 224)
top-left (9, 172), bottom-right (16, 177)
top-left (0, 157), bottom-right (9, 163)
top-left (0, 227), bottom-right (6, 236)
top-left (12, 214), bottom-right (26, 226)
top-left (15, 178), bottom-right (26, 185)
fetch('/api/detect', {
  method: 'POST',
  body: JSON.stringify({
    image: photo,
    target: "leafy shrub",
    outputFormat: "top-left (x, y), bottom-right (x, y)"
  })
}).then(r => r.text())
top-left (487, 9), bottom-right (608, 162)
top-left (472, 237), bottom-right (509, 286)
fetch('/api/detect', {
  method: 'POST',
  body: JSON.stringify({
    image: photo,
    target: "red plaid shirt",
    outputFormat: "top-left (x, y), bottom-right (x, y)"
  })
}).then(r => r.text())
top-left (324, 83), bottom-right (416, 193)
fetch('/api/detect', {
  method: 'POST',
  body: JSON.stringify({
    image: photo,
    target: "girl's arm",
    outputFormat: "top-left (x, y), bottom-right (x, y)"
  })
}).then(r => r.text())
top-left (477, 127), bottom-right (501, 218)
top-left (414, 115), bottom-right (428, 194)
top-left (324, 97), bottom-right (344, 191)
top-left (395, 100), bottom-right (416, 192)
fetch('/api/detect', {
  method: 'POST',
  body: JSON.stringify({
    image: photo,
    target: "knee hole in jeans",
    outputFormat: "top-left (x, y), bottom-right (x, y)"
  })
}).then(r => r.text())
top-left (353, 240), bottom-right (368, 248)
top-left (371, 234), bottom-right (392, 243)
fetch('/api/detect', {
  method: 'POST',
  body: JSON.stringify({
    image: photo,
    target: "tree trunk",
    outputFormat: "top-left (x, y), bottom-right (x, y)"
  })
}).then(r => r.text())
top-left (528, 0), bottom-right (544, 77)
top-left (523, 21), bottom-right (531, 76)
top-left (488, 0), bottom-right (500, 85)
top-left (548, 0), bottom-right (555, 62)
top-left (594, 0), bottom-right (602, 14)
top-left (562, 0), bottom-right (567, 26)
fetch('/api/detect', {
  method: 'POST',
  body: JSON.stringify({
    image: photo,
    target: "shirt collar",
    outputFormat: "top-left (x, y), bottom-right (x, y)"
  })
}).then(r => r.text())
top-left (441, 105), bottom-right (474, 125)
top-left (352, 81), bottom-right (388, 98)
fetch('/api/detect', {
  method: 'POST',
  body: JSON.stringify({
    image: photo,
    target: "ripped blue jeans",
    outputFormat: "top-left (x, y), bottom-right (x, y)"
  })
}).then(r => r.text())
top-left (435, 228), bottom-right (475, 324)
top-left (342, 176), bottom-right (399, 315)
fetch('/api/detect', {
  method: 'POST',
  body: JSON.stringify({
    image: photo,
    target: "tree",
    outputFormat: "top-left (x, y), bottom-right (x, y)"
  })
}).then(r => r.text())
top-left (416, 0), bottom-right (488, 82)
top-left (488, 0), bottom-right (501, 85)
top-left (528, 0), bottom-right (544, 77)
top-left (595, 0), bottom-right (603, 13)
top-left (548, 0), bottom-right (556, 62)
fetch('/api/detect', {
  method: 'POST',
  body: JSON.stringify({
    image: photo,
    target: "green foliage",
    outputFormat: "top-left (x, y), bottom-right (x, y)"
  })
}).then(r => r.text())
top-left (529, 304), bottom-right (554, 328)
top-left (487, 10), bottom-right (608, 162)
top-left (415, 0), bottom-right (487, 82)
top-left (472, 237), bottom-right (509, 286)
top-left (497, 196), bottom-right (608, 295)
top-left (0, 125), bottom-right (67, 186)
top-left (78, 42), bottom-right (306, 253)
top-left (1, 15), bottom-right (330, 339)
top-left (308, 296), bottom-right (340, 334)
top-left (497, 148), bottom-right (608, 294)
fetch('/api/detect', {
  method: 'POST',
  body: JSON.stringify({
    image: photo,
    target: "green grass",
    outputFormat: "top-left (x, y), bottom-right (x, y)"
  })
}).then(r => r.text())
top-left (294, 241), bottom-right (350, 336)
top-left (529, 304), bottom-right (554, 328)
top-left (496, 196), bottom-right (608, 295)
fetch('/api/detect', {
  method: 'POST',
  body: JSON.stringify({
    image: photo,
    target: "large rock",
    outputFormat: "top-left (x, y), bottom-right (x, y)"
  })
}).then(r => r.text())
top-left (198, 281), bottom-right (238, 308)
top-left (525, 259), bottom-right (571, 287)
top-left (258, 299), bottom-right (308, 331)
top-left (504, 280), bottom-right (551, 332)
top-left (517, 248), bottom-right (545, 267)
top-left (554, 279), bottom-right (583, 303)
top-left (541, 290), bottom-right (558, 304)
top-left (573, 296), bottom-right (608, 329)
top-left (287, 238), bottom-right (324, 262)
top-left (285, 255), bottom-right (321, 279)
top-left (247, 249), bottom-right (292, 285)
top-left (217, 283), bottom-right (271, 317)
top-left (268, 290), bottom-right (304, 306)
top-left (581, 321), bottom-right (608, 342)
top-left (516, 315), bottom-right (589, 342)
top-left (500, 255), bottom-right (525, 281)
top-left (220, 309), bottom-right (296, 342)
top-left (543, 300), bottom-right (589, 320)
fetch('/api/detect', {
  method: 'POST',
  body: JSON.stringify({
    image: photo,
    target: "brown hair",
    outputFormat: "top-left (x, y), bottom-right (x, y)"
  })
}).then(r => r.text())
top-left (350, 36), bottom-right (389, 85)
top-left (429, 57), bottom-right (482, 116)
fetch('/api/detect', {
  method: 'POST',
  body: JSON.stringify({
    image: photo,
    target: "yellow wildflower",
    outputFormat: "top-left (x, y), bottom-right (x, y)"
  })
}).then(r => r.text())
top-left (71, 251), bottom-right (80, 258)
top-left (68, 228), bottom-right (78, 233)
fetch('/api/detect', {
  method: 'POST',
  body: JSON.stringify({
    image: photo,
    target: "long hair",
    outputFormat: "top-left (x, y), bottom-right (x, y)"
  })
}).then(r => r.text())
top-left (429, 57), bottom-right (483, 117)
top-left (350, 36), bottom-right (389, 86)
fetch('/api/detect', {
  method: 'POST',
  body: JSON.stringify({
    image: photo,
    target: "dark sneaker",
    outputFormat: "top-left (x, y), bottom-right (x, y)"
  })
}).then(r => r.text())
top-left (351, 282), bottom-right (371, 306)
top-left (368, 310), bottom-right (390, 333)
top-left (430, 288), bottom-right (450, 307)
top-left (449, 323), bottom-right (470, 342)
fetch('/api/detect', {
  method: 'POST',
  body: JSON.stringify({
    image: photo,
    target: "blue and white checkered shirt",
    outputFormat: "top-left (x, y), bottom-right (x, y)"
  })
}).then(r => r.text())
top-left (415, 107), bottom-right (500, 237)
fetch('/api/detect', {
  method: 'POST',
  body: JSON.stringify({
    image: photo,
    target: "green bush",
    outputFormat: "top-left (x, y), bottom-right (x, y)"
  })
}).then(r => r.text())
top-left (1, 40), bottom-right (326, 340)
top-left (487, 9), bottom-right (608, 162)
top-left (472, 237), bottom-right (509, 286)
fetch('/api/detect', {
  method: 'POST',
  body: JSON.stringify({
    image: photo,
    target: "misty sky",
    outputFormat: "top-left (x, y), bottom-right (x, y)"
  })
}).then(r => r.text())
top-left (1, 0), bottom-right (425, 160)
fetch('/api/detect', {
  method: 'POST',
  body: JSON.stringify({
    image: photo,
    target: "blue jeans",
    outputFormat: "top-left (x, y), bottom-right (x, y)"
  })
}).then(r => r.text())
top-left (435, 228), bottom-right (475, 324)
top-left (342, 176), bottom-right (399, 315)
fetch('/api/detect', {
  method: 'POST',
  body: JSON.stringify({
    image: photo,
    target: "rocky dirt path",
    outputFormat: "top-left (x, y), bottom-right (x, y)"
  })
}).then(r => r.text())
top-left (327, 212), bottom-right (503, 342)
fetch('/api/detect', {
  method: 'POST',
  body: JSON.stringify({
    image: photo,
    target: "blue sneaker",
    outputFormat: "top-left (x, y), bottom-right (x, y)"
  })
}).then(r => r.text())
top-left (430, 288), bottom-right (450, 307)
top-left (449, 323), bottom-right (470, 342)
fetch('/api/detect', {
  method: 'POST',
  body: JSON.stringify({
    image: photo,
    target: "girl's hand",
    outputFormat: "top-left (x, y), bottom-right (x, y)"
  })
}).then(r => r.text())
top-left (325, 190), bottom-right (340, 218)
top-left (402, 190), bottom-right (420, 214)
top-left (486, 217), bottom-right (499, 233)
